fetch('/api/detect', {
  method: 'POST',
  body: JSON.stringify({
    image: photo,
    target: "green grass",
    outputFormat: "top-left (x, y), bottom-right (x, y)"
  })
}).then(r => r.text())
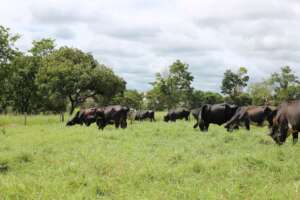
top-left (0, 113), bottom-right (300, 199)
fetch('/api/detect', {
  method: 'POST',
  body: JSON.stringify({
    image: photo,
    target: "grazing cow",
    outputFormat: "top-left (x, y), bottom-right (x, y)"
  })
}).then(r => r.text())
top-left (196, 103), bottom-right (239, 131)
top-left (135, 110), bottom-right (156, 122)
top-left (66, 108), bottom-right (100, 127)
top-left (224, 106), bottom-right (274, 131)
top-left (269, 101), bottom-right (300, 145)
top-left (164, 108), bottom-right (190, 122)
top-left (96, 105), bottom-right (129, 130)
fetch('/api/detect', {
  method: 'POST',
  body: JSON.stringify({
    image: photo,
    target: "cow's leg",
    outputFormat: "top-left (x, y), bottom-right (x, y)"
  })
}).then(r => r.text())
top-left (243, 117), bottom-right (250, 131)
top-left (226, 126), bottom-right (233, 132)
top-left (96, 119), bottom-right (104, 130)
top-left (244, 118), bottom-right (250, 130)
top-left (193, 122), bottom-right (198, 129)
top-left (224, 113), bottom-right (239, 130)
top-left (121, 120), bottom-right (127, 129)
top-left (115, 120), bottom-right (120, 128)
top-left (204, 123), bottom-right (209, 132)
top-left (293, 132), bottom-right (298, 145)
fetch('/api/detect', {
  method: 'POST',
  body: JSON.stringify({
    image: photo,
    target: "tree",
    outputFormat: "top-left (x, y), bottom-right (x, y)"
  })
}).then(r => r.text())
top-left (150, 60), bottom-right (194, 109)
top-left (190, 90), bottom-right (205, 108)
top-left (29, 38), bottom-right (55, 57)
top-left (202, 91), bottom-right (224, 104)
top-left (249, 81), bottom-right (273, 105)
top-left (144, 85), bottom-right (166, 111)
top-left (9, 55), bottom-right (40, 114)
top-left (270, 66), bottom-right (298, 90)
top-left (221, 67), bottom-right (249, 98)
top-left (0, 25), bottom-right (20, 64)
top-left (113, 90), bottom-right (144, 109)
top-left (37, 47), bottom-right (126, 114)
top-left (28, 38), bottom-right (67, 115)
top-left (0, 25), bottom-right (20, 112)
top-left (270, 66), bottom-right (299, 103)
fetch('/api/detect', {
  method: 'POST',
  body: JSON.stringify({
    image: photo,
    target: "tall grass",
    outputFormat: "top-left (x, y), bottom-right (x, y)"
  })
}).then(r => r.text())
top-left (0, 113), bottom-right (299, 199)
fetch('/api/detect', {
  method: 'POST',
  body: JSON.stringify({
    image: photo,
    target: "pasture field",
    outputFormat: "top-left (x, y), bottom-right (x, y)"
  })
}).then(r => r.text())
top-left (0, 113), bottom-right (300, 200)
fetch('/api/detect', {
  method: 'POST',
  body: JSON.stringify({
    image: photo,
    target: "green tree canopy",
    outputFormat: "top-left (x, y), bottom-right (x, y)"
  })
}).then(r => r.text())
top-left (37, 47), bottom-right (126, 114)
top-left (113, 89), bottom-right (144, 109)
top-left (0, 26), bottom-right (20, 112)
top-left (221, 67), bottom-right (249, 98)
top-left (269, 66), bottom-right (299, 103)
top-left (249, 81), bottom-right (273, 105)
top-left (150, 60), bottom-right (194, 109)
top-left (29, 38), bottom-right (55, 57)
top-left (9, 55), bottom-right (40, 113)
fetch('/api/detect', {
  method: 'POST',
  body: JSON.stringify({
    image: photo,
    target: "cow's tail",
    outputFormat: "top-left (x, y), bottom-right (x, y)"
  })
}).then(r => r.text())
top-left (224, 107), bottom-right (243, 129)
top-left (196, 105), bottom-right (207, 130)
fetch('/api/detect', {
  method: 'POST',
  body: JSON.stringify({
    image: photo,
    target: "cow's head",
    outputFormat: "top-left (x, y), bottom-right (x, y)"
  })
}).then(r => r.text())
top-left (269, 119), bottom-right (288, 145)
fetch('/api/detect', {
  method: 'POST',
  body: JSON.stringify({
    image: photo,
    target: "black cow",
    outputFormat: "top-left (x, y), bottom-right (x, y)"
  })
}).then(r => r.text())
top-left (269, 101), bottom-right (300, 145)
top-left (135, 110), bottom-right (155, 122)
top-left (195, 103), bottom-right (239, 131)
top-left (224, 106), bottom-right (274, 131)
top-left (164, 108), bottom-right (190, 122)
top-left (96, 105), bottom-right (129, 130)
top-left (66, 108), bottom-right (100, 127)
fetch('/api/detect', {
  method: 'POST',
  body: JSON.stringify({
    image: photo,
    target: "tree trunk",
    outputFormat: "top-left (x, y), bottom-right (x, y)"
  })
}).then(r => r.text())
top-left (60, 112), bottom-right (64, 122)
top-left (69, 105), bottom-right (75, 115)
top-left (24, 112), bottom-right (27, 126)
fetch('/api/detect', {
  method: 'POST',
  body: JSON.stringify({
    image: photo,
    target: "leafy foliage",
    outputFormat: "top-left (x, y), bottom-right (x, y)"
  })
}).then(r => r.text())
top-left (9, 55), bottom-right (40, 113)
top-left (249, 81), bottom-right (273, 105)
top-left (113, 90), bottom-right (144, 109)
top-left (221, 67), bottom-right (250, 105)
top-left (269, 66), bottom-right (299, 103)
top-left (0, 26), bottom-right (20, 112)
top-left (37, 47), bottom-right (125, 114)
top-left (148, 60), bottom-right (193, 109)
top-left (221, 67), bottom-right (249, 98)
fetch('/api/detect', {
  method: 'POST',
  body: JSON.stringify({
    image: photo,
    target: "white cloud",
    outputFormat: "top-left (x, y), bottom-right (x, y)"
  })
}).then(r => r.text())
top-left (1, 0), bottom-right (300, 92)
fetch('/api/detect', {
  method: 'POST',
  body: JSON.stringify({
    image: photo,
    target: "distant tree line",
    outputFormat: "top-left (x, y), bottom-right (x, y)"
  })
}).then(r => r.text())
top-left (1, 25), bottom-right (299, 116)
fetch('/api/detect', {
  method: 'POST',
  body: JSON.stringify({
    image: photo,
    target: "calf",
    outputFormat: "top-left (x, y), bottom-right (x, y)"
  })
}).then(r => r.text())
top-left (164, 108), bottom-right (190, 122)
top-left (135, 110), bottom-right (155, 122)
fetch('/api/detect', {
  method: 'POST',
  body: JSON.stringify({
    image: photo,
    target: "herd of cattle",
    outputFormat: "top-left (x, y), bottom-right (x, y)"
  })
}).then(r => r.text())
top-left (66, 101), bottom-right (300, 145)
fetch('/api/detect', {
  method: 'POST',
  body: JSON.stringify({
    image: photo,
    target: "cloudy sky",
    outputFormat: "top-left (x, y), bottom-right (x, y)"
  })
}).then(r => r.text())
top-left (1, 0), bottom-right (300, 91)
